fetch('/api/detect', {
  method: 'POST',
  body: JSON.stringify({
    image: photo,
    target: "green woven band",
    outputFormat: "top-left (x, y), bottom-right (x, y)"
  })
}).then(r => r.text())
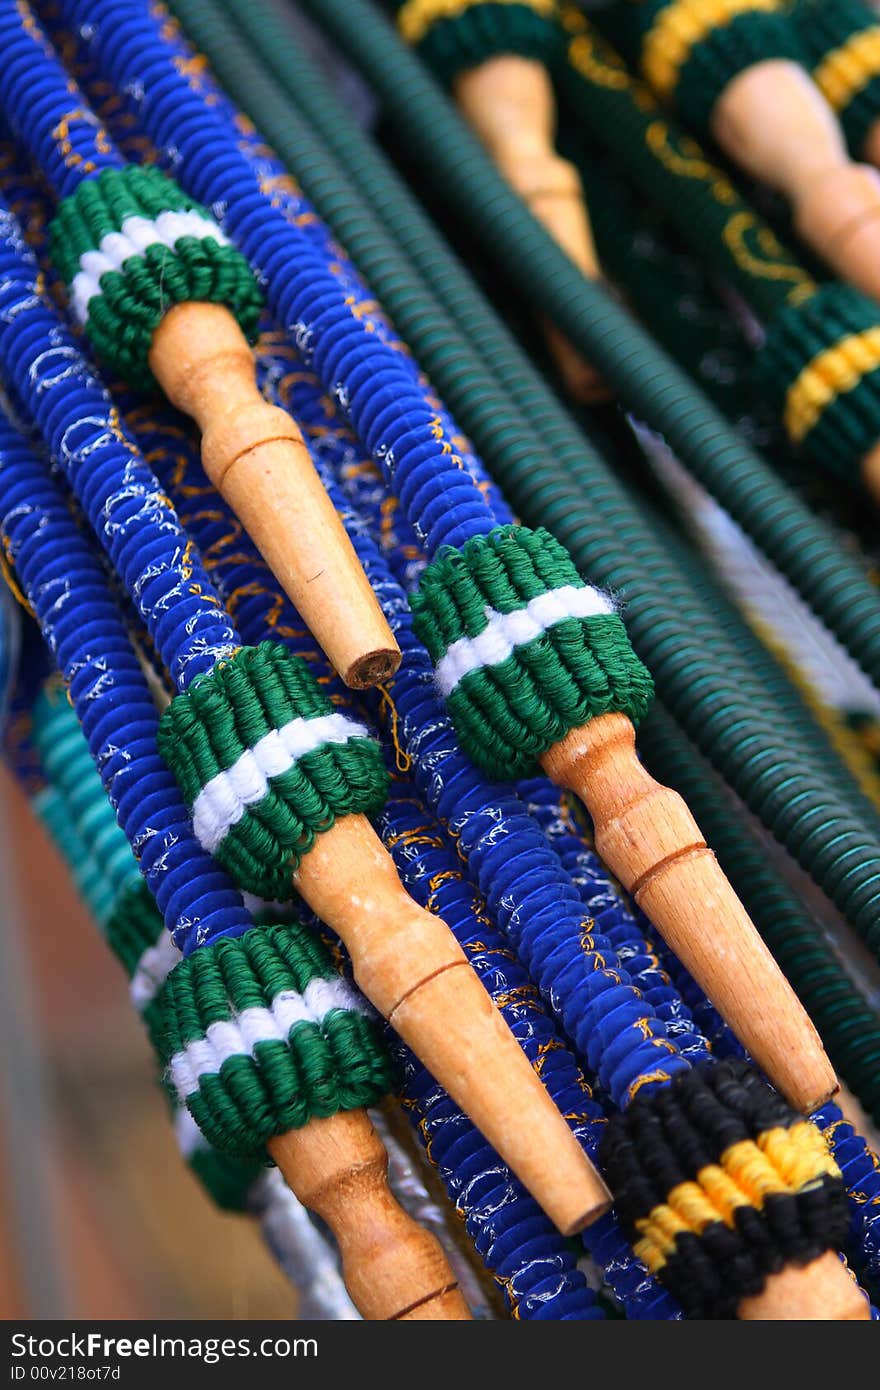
top-left (759, 282), bottom-right (880, 478)
top-left (394, 0), bottom-right (565, 84)
top-left (792, 0), bottom-right (880, 157)
top-left (410, 524), bottom-right (653, 779)
top-left (48, 165), bottom-right (262, 389)
top-left (157, 642), bottom-right (389, 898)
top-left (159, 922), bottom-right (392, 1158)
top-left (636, 1), bottom-right (802, 131)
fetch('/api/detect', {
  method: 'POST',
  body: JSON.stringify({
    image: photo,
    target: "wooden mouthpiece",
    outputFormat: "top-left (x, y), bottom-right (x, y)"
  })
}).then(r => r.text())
top-left (268, 1109), bottom-right (471, 1319)
top-left (293, 814), bottom-right (612, 1235)
top-left (539, 714), bottom-right (837, 1115)
top-left (148, 302), bottom-right (400, 689)
top-left (738, 1251), bottom-right (870, 1320)
top-left (454, 54), bottom-right (608, 402)
top-left (712, 60), bottom-right (880, 301)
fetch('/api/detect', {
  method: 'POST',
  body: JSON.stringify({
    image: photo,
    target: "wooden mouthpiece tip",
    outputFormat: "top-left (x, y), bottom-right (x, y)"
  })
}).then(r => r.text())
top-left (540, 715), bottom-right (837, 1116)
top-left (344, 646), bottom-right (402, 689)
top-left (738, 1251), bottom-right (870, 1320)
top-left (294, 815), bottom-right (611, 1233)
top-left (794, 165), bottom-right (880, 299)
top-left (268, 1111), bottom-right (473, 1321)
top-left (387, 956), bottom-right (613, 1235)
top-left (148, 302), bottom-right (399, 691)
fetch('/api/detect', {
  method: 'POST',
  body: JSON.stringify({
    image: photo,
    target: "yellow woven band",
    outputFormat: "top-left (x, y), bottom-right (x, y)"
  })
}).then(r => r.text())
top-left (642, 0), bottom-right (783, 100)
top-left (633, 1122), bottom-right (841, 1275)
top-left (784, 325), bottom-right (880, 444)
top-left (813, 27), bottom-right (880, 115)
top-left (398, 0), bottom-right (557, 46)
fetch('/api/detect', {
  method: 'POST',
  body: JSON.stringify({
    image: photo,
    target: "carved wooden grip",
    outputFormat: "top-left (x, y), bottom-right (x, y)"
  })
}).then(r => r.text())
top-left (294, 814), bottom-right (611, 1235)
top-left (268, 1109), bottom-right (471, 1319)
top-left (148, 303), bottom-right (400, 688)
top-left (712, 59), bottom-right (880, 300)
top-left (540, 714), bottom-right (837, 1115)
top-left (738, 1251), bottom-right (869, 1320)
top-left (454, 54), bottom-right (607, 401)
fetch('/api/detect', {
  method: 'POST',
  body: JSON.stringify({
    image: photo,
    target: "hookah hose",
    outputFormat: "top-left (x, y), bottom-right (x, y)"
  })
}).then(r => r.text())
top-left (6, 0), bottom-right (878, 1317)
top-left (278, 0), bottom-right (880, 687)
top-left (154, 0), bottom-right (880, 964)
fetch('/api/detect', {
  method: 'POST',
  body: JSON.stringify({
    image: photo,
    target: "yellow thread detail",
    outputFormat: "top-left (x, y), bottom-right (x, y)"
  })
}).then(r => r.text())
top-left (722, 211), bottom-right (815, 302)
top-left (398, 0), bottom-right (557, 46)
top-left (813, 27), bottom-right (880, 116)
top-left (634, 1122), bottom-right (840, 1272)
top-left (783, 326), bottom-right (880, 443)
top-left (642, 0), bottom-right (783, 99)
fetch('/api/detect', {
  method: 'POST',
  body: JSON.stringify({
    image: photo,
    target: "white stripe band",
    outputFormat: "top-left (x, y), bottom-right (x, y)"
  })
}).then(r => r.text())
top-left (434, 584), bottom-right (615, 698)
top-left (130, 930), bottom-right (184, 1012)
top-left (168, 976), bottom-right (369, 1103)
top-left (174, 1105), bottom-right (209, 1160)
top-left (70, 209), bottom-right (230, 322)
top-left (191, 711), bottom-right (369, 854)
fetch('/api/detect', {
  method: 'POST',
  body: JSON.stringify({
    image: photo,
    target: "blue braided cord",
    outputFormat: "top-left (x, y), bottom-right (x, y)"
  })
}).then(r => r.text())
top-left (75, 4), bottom-right (507, 524)
top-left (0, 579), bottom-right (19, 724)
top-left (307, 383), bottom-right (880, 1304)
top-left (117, 392), bottom-right (622, 1320)
top-left (379, 786), bottom-right (608, 1319)
top-left (0, 0), bottom-right (124, 199)
top-left (515, 776), bottom-right (714, 1069)
top-left (57, 0), bottom-right (517, 555)
top-left (815, 1101), bottom-right (880, 1301)
top-left (1, 613), bottom-right (53, 797)
top-left (311, 425), bottom-right (691, 1107)
top-left (112, 363), bottom-right (689, 1318)
top-left (0, 409), bottom-right (253, 952)
top-left (0, 196), bottom-right (239, 692)
top-left (101, 301), bottom-right (880, 1320)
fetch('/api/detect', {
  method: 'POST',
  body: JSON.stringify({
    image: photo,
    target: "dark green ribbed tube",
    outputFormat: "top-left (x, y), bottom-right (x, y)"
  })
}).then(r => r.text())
top-left (172, 0), bottom-right (880, 956)
top-left (179, 0), bottom-right (880, 790)
top-left (292, 0), bottom-right (880, 695)
top-left (639, 702), bottom-right (880, 1125)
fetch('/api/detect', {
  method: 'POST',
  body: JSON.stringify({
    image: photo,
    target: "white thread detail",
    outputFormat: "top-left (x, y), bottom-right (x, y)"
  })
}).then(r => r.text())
top-left (70, 209), bottom-right (230, 322)
top-left (130, 930), bottom-right (184, 1012)
top-left (434, 584), bottom-right (615, 698)
top-left (191, 711), bottom-right (369, 854)
top-left (168, 976), bottom-right (369, 1103)
top-left (174, 1105), bottom-right (209, 1159)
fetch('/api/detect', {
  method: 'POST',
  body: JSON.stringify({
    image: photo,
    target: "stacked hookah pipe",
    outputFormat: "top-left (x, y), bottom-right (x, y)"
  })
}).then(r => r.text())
top-left (396, 0), bottom-right (607, 400)
top-left (601, 0), bottom-right (880, 301)
top-left (149, 0), bottom-right (880, 1239)
top-left (10, 665), bottom-right (363, 1321)
top-left (11, 646), bottom-right (495, 1319)
top-left (0, 113), bottom-right (689, 1323)
top-left (552, 6), bottom-right (880, 502)
top-left (0, 0), bottom-right (632, 1285)
top-left (177, 0), bottom-right (880, 1073)
top-left (0, 0), bottom-right (875, 1318)
top-left (1, 134), bottom-right (619, 1322)
top-left (0, 399), bottom-right (481, 1321)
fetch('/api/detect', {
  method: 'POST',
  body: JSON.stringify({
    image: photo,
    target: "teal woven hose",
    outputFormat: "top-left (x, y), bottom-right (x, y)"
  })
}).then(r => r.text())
top-left (639, 702), bottom-right (880, 1125)
top-left (289, 0), bottom-right (880, 693)
top-left (171, 0), bottom-right (880, 957)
